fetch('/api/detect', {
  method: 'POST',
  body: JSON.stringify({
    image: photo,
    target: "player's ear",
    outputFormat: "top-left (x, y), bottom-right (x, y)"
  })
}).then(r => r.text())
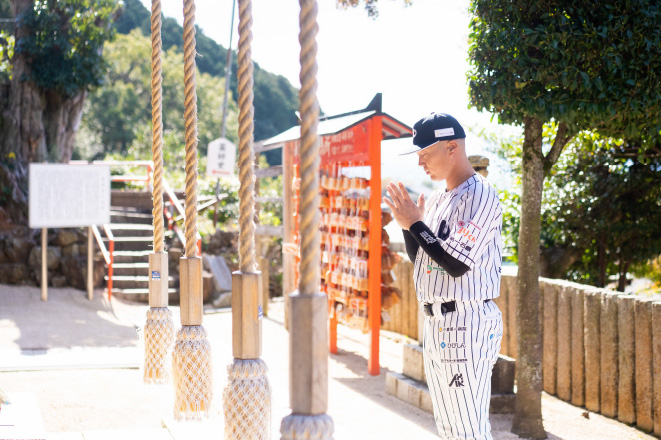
top-left (446, 140), bottom-right (457, 155)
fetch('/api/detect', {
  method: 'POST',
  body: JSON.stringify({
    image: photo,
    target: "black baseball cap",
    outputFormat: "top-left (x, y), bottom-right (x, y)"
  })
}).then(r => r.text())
top-left (400, 112), bottom-right (466, 155)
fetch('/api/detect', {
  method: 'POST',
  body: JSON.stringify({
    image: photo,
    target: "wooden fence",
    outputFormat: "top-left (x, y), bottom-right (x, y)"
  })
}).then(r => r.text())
top-left (496, 274), bottom-right (661, 436)
top-left (382, 257), bottom-right (661, 437)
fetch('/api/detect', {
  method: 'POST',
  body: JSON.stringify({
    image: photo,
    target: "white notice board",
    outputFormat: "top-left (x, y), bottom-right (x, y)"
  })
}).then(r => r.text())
top-left (206, 138), bottom-right (237, 177)
top-left (29, 164), bottom-right (111, 228)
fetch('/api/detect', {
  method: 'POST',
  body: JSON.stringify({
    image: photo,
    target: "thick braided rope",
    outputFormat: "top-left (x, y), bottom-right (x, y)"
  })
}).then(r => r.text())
top-left (298, 0), bottom-right (320, 296)
top-left (182, 0), bottom-right (198, 258)
top-left (143, 307), bottom-right (174, 384)
top-left (223, 359), bottom-right (271, 439)
top-left (236, 0), bottom-right (256, 273)
top-left (150, 0), bottom-right (164, 253)
top-left (280, 414), bottom-right (334, 440)
top-left (172, 326), bottom-right (213, 421)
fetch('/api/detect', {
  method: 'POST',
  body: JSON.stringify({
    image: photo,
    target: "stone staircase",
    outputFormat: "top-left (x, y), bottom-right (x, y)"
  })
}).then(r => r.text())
top-left (105, 206), bottom-right (178, 302)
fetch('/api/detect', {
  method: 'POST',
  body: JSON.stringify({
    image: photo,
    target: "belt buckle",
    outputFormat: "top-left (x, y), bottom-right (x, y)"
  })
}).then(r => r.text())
top-left (423, 303), bottom-right (433, 317)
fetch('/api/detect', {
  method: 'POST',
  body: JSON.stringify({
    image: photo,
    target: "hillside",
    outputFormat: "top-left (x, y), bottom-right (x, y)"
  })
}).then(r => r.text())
top-left (115, 0), bottom-right (299, 144)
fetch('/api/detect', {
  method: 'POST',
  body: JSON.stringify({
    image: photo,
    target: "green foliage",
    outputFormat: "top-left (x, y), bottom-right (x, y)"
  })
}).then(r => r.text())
top-left (468, 0), bottom-right (661, 140)
top-left (0, 30), bottom-right (13, 82)
top-left (75, 30), bottom-right (239, 170)
top-left (15, 0), bottom-right (118, 97)
top-left (491, 129), bottom-right (661, 287)
top-left (113, 0), bottom-right (299, 145)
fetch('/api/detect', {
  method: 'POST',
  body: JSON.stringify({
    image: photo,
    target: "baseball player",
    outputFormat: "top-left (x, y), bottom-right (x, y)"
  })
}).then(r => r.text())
top-left (383, 113), bottom-right (503, 440)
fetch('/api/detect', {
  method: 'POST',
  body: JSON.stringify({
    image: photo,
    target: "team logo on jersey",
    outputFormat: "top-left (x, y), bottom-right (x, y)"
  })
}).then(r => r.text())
top-left (440, 342), bottom-right (465, 349)
top-left (420, 231), bottom-right (437, 244)
top-left (448, 373), bottom-right (465, 388)
top-left (457, 227), bottom-right (477, 243)
top-left (427, 264), bottom-right (447, 275)
top-left (457, 220), bottom-right (466, 228)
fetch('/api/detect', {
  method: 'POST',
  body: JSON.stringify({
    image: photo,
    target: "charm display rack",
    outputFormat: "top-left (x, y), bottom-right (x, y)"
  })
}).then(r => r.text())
top-left (271, 93), bottom-right (412, 374)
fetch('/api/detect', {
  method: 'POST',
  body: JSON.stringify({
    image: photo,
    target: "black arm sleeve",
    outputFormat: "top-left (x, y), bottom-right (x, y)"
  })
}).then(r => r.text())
top-left (402, 229), bottom-right (420, 263)
top-left (406, 221), bottom-right (470, 277)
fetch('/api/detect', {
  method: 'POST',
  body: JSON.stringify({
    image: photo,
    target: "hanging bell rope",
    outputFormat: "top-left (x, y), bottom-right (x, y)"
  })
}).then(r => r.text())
top-left (223, 0), bottom-right (271, 438)
top-left (144, 0), bottom-right (175, 385)
top-left (171, 0), bottom-right (213, 421)
top-left (280, 0), bottom-right (334, 438)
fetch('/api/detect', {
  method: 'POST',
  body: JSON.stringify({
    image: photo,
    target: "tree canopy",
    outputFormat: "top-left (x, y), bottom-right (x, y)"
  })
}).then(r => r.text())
top-left (468, 0), bottom-right (661, 141)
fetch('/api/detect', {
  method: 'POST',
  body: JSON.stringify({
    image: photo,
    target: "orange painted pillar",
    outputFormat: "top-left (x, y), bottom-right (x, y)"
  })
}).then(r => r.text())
top-left (329, 299), bottom-right (338, 354)
top-left (368, 116), bottom-right (382, 375)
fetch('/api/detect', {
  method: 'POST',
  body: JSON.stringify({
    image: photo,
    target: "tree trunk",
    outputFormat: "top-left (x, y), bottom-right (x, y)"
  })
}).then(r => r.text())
top-left (43, 89), bottom-right (86, 162)
top-left (511, 116), bottom-right (547, 439)
top-left (597, 237), bottom-right (607, 287)
top-left (617, 261), bottom-right (629, 292)
top-left (0, 0), bottom-right (85, 167)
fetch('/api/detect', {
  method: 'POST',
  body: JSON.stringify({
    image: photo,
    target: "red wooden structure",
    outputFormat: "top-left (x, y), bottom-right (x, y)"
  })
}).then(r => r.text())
top-left (266, 94), bottom-right (412, 375)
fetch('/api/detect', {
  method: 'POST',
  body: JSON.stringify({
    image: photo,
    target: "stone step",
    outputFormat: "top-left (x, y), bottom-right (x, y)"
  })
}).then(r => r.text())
top-left (106, 275), bottom-right (177, 290)
top-left (385, 372), bottom-right (516, 415)
top-left (389, 343), bottom-right (517, 415)
top-left (107, 236), bottom-right (154, 252)
top-left (112, 287), bottom-right (179, 304)
top-left (112, 262), bottom-right (150, 277)
top-left (107, 223), bottom-right (154, 238)
top-left (112, 250), bottom-right (151, 264)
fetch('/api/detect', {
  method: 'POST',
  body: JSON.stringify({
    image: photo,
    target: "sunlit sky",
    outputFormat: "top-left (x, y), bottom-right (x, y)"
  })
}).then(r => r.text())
top-left (139, 0), bottom-right (519, 191)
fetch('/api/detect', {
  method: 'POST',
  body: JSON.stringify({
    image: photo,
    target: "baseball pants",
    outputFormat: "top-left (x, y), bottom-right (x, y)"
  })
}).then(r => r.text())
top-left (423, 299), bottom-right (503, 440)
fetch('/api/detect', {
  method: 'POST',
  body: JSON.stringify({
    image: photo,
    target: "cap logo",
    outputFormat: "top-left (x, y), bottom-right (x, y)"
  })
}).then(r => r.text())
top-left (435, 128), bottom-right (455, 138)
top-left (412, 129), bottom-right (417, 137)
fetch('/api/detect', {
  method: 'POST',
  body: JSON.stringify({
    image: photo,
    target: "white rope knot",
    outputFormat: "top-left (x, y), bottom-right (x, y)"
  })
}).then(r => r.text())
top-left (280, 414), bottom-right (334, 440)
top-left (172, 325), bottom-right (213, 421)
top-left (143, 307), bottom-right (175, 384)
top-left (227, 358), bottom-right (268, 379)
top-left (224, 358), bottom-right (271, 439)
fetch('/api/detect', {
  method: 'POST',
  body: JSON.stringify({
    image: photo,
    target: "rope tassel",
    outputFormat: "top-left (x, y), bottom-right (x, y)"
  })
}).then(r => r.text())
top-left (143, 307), bottom-right (175, 384)
top-left (223, 359), bottom-right (271, 438)
top-left (172, 325), bottom-right (213, 421)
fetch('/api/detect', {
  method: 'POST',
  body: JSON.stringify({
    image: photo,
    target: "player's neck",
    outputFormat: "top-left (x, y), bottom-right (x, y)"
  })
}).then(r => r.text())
top-left (445, 162), bottom-right (476, 191)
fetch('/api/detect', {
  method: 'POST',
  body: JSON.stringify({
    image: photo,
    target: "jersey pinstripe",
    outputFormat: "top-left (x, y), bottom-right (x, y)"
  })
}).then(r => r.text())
top-left (413, 174), bottom-right (503, 303)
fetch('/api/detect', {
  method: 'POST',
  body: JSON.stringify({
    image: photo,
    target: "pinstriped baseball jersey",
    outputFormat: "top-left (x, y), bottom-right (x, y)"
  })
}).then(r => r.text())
top-left (413, 174), bottom-right (503, 303)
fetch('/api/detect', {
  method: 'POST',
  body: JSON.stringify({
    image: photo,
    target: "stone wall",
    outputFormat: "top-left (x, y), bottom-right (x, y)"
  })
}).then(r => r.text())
top-left (0, 225), bottom-right (105, 290)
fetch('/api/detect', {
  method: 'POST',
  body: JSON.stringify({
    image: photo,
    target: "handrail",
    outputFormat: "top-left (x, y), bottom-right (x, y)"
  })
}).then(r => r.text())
top-left (103, 224), bottom-right (115, 299)
top-left (91, 225), bottom-right (110, 264)
top-left (162, 178), bottom-right (202, 255)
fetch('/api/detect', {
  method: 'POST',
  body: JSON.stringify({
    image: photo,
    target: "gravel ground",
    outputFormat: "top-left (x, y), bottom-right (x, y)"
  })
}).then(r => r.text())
top-left (0, 284), bottom-right (657, 440)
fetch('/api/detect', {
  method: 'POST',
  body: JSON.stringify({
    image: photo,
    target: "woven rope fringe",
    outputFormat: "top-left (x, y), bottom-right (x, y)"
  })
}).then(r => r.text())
top-left (172, 325), bottom-right (213, 421)
top-left (143, 307), bottom-right (175, 384)
top-left (280, 413), bottom-right (334, 440)
top-left (223, 358), bottom-right (271, 439)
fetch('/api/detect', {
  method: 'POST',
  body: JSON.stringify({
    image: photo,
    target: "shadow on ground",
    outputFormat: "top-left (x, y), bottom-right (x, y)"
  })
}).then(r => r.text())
top-left (0, 284), bottom-right (138, 350)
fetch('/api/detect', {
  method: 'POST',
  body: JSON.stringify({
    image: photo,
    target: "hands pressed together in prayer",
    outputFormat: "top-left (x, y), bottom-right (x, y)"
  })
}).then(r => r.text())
top-left (382, 181), bottom-right (425, 230)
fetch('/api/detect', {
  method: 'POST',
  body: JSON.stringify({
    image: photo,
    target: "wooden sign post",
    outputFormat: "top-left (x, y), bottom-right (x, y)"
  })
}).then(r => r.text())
top-left (29, 164), bottom-right (110, 301)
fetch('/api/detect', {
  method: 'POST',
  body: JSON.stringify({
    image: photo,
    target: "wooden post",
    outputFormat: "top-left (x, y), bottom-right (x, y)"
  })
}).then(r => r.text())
top-left (600, 292), bottom-right (620, 418)
top-left (367, 116), bottom-right (382, 376)
top-left (571, 285), bottom-right (585, 407)
top-left (506, 275), bottom-right (518, 359)
top-left (87, 226), bottom-right (94, 301)
top-left (41, 228), bottom-right (47, 301)
top-left (542, 281), bottom-right (559, 395)
top-left (232, 271), bottom-right (262, 359)
top-left (282, 141), bottom-right (294, 331)
top-left (289, 292), bottom-right (328, 414)
top-left (584, 288), bottom-right (602, 412)
top-left (556, 283), bottom-right (572, 402)
top-left (652, 301), bottom-right (661, 437)
top-left (495, 274), bottom-right (509, 357)
top-left (617, 295), bottom-right (636, 425)
top-left (634, 299), bottom-right (653, 432)
top-left (180, 257), bottom-right (203, 326)
top-left (149, 252), bottom-right (169, 308)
